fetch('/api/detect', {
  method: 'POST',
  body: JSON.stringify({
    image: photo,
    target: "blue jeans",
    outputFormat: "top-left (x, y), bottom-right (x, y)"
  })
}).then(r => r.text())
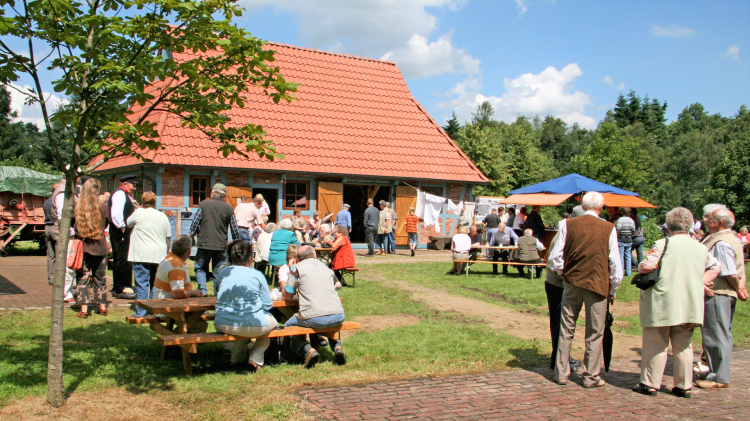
top-left (408, 233), bottom-right (418, 246)
top-left (387, 231), bottom-right (396, 253)
top-left (194, 248), bottom-right (228, 295)
top-left (132, 262), bottom-right (158, 317)
top-left (285, 313), bottom-right (345, 355)
top-left (632, 236), bottom-right (645, 266)
top-left (238, 228), bottom-right (251, 242)
top-left (618, 242), bottom-right (632, 276)
top-left (485, 228), bottom-right (498, 256)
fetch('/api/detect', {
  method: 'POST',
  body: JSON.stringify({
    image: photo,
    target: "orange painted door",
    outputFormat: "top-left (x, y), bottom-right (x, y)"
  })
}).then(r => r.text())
top-left (394, 186), bottom-right (417, 246)
top-left (225, 186), bottom-right (253, 208)
top-left (318, 182), bottom-right (343, 220)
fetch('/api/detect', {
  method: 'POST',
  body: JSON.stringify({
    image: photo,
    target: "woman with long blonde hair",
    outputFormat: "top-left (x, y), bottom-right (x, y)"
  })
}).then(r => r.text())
top-left (74, 179), bottom-right (110, 318)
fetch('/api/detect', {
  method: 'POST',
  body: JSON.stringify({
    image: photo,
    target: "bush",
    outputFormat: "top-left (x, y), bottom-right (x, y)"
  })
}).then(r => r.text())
top-left (642, 219), bottom-right (663, 249)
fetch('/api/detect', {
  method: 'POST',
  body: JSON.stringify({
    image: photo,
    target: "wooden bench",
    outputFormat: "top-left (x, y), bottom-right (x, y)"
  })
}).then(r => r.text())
top-left (453, 259), bottom-right (546, 280)
top-left (340, 267), bottom-right (360, 287)
top-left (428, 236), bottom-right (453, 250)
top-left (126, 313), bottom-right (216, 324)
top-left (159, 321), bottom-right (361, 346)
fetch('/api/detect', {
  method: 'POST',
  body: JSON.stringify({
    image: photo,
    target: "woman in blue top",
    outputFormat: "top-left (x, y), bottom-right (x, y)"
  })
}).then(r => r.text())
top-left (268, 218), bottom-right (301, 266)
top-left (214, 240), bottom-right (278, 370)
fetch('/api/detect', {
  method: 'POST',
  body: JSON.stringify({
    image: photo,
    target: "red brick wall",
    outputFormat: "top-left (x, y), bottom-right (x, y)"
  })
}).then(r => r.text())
top-left (225, 170), bottom-right (249, 186)
top-left (161, 167), bottom-right (184, 208)
top-left (254, 172), bottom-right (281, 185)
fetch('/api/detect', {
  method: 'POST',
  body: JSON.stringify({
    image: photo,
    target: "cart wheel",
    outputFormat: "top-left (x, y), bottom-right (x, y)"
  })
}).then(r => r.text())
top-left (0, 218), bottom-right (10, 237)
top-left (0, 237), bottom-right (14, 257)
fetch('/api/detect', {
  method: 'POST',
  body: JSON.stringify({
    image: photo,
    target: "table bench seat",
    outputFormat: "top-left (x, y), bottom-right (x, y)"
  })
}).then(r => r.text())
top-left (158, 321), bottom-right (361, 346)
top-left (340, 267), bottom-right (360, 287)
top-left (453, 259), bottom-right (546, 279)
top-left (126, 313), bottom-right (215, 324)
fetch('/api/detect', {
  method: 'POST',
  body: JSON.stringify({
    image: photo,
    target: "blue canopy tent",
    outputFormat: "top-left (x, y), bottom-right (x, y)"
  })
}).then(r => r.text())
top-left (508, 173), bottom-right (639, 196)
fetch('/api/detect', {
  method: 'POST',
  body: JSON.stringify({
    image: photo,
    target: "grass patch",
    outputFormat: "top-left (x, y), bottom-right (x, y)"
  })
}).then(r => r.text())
top-left (0, 270), bottom-right (548, 419)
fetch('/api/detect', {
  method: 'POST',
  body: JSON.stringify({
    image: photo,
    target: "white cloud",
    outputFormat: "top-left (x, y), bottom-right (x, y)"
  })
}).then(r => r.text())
top-left (512, 0), bottom-right (528, 15)
top-left (603, 75), bottom-right (625, 90)
top-left (380, 32), bottom-right (480, 79)
top-left (242, 0), bottom-right (466, 57)
top-left (441, 64), bottom-right (597, 129)
top-left (722, 45), bottom-right (740, 61)
top-left (7, 82), bottom-right (68, 129)
top-left (651, 24), bottom-right (696, 38)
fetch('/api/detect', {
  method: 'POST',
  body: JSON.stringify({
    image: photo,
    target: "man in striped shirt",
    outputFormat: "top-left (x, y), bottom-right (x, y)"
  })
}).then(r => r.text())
top-left (234, 196), bottom-right (265, 242)
top-left (152, 235), bottom-right (203, 300)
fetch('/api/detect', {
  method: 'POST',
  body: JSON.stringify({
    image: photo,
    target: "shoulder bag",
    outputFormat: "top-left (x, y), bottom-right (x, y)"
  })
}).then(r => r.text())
top-left (631, 238), bottom-right (668, 290)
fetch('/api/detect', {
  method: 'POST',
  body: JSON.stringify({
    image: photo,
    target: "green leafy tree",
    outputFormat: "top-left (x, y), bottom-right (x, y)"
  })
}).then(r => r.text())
top-left (711, 105), bottom-right (750, 224)
top-left (498, 118), bottom-right (558, 191)
top-left (471, 100), bottom-right (498, 128)
top-left (442, 111), bottom-right (460, 140)
top-left (570, 122), bottom-right (649, 194)
top-left (0, 85), bottom-right (47, 166)
top-left (0, 0), bottom-right (297, 407)
top-left (455, 124), bottom-right (512, 196)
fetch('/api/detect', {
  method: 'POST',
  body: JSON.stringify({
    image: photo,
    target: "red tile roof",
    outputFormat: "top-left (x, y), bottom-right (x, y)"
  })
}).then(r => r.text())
top-left (95, 42), bottom-right (488, 183)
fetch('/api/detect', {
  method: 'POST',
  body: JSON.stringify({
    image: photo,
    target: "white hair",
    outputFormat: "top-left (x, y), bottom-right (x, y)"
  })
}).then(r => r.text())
top-left (713, 208), bottom-right (735, 228)
top-left (265, 222), bottom-right (276, 233)
top-left (523, 229), bottom-right (533, 236)
top-left (581, 191), bottom-right (604, 211)
top-left (279, 218), bottom-right (293, 231)
top-left (703, 203), bottom-right (727, 219)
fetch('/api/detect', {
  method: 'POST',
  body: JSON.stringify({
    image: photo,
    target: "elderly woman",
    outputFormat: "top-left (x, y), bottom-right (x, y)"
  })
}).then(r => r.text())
top-left (268, 218), bottom-right (301, 266)
top-left (633, 207), bottom-right (720, 398)
top-left (327, 225), bottom-right (356, 288)
top-left (449, 225), bottom-right (472, 276)
top-left (254, 222), bottom-right (276, 274)
top-left (214, 240), bottom-right (277, 371)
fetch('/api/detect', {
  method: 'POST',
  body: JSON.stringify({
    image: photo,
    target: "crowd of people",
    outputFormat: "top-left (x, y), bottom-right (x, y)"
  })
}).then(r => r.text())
top-left (43, 178), bottom-right (355, 370)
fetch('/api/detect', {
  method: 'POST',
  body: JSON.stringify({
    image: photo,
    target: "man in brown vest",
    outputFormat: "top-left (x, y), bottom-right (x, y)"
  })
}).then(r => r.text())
top-left (696, 207), bottom-right (748, 389)
top-left (549, 191), bottom-right (623, 388)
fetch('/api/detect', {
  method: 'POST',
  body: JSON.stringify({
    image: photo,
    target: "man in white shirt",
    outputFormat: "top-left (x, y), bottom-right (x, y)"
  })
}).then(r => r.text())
top-left (108, 176), bottom-right (139, 299)
top-left (254, 194), bottom-right (271, 216)
top-left (548, 191), bottom-right (623, 388)
top-left (234, 196), bottom-right (265, 241)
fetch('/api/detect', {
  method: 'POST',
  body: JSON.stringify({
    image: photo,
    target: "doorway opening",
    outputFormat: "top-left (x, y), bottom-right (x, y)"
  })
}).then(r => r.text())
top-left (343, 184), bottom-right (391, 243)
top-left (253, 187), bottom-right (279, 223)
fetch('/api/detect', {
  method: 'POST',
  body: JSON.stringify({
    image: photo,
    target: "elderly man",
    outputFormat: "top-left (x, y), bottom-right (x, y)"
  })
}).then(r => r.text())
top-left (335, 203), bottom-right (352, 234)
top-left (376, 200), bottom-right (392, 255)
top-left (363, 198), bottom-right (379, 256)
top-left (189, 183), bottom-right (240, 295)
top-left (467, 225), bottom-right (483, 262)
top-left (545, 206), bottom-right (585, 372)
top-left (615, 208), bottom-right (636, 277)
top-left (234, 196), bottom-right (265, 242)
top-left (489, 222), bottom-right (518, 275)
top-left (550, 192), bottom-right (623, 388)
top-left (282, 245), bottom-right (347, 368)
top-left (696, 207), bottom-right (748, 389)
top-left (254, 193), bottom-right (271, 216)
top-left (515, 229), bottom-right (545, 278)
top-left (108, 176), bottom-right (139, 299)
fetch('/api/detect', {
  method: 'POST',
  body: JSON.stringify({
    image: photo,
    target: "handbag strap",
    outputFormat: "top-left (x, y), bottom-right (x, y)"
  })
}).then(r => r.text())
top-left (657, 238), bottom-right (669, 267)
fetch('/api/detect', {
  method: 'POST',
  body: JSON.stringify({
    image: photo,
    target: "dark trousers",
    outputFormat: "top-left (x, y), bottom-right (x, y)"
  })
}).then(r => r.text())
top-left (545, 282), bottom-right (564, 369)
top-left (110, 229), bottom-right (133, 293)
top-left (492, 250), bottom-right (511, 274)
top-left (365, 227), bottom-right (377, 254)
top-left (44, 225), bottom-right (57, 284)
top-left (75, 253), bottom-right (107, 306)
top-left (515, 257), bottom-right (543, 278)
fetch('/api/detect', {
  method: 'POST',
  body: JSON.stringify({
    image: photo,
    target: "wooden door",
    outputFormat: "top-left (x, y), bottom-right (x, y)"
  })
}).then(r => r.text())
top-left (318, 182), bottom-right (343, 220)
top-left (225, 186), bottom-right (254, 208)
top-left (394, 186), bottom-right (417, 246)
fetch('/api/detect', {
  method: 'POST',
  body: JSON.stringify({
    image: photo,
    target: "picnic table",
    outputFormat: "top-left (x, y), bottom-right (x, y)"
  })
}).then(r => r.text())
top-left (130, 296), bottom-right (359, 374)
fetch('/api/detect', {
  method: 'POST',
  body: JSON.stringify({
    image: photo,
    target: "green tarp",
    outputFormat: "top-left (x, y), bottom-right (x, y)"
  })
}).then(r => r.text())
top-left (0, 166), bottom-right (61, 197)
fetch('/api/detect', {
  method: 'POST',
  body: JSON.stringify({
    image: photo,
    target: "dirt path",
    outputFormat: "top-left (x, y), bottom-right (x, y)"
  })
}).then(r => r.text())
top-left (374, 275), bottom-right (643, 362)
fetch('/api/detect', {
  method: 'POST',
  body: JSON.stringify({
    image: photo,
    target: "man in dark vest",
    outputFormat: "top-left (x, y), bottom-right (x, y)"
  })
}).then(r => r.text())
top-left (189, 183), bottom-right (240, 295)
top-left (108, 176), bottom-right (139, 299)
top-left (363, 198), bottom-right (379, 256)
top-left (548, 191), bottom-right (623, 388)
top-left (514, 228), bottom-right (545, 278)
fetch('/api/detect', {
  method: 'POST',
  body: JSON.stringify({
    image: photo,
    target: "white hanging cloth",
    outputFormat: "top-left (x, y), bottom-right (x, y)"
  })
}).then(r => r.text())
top-left (447, 199), bottom-right (463, 215)
top-left (464, 202), bottom-right (476, 222)
top-left (415, 190), bottom-right (426, 218)
top-left (423, 192), bottom-right (444, 233)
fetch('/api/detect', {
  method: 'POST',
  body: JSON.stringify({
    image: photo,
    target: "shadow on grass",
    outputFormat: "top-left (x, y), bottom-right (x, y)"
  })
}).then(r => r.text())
top-left (0, 318), bottom-right (245, 398)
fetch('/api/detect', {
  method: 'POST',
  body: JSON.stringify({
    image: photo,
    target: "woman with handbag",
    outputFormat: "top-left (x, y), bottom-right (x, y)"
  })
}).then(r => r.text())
top-left (73, 179), bottom-right (110, 318)
top-left (632, 207), bottom-right (720, 398)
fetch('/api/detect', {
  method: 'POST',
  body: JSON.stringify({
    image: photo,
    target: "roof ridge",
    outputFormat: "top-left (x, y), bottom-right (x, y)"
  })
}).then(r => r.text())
top-left (266, 41), bottom-right (396, 66)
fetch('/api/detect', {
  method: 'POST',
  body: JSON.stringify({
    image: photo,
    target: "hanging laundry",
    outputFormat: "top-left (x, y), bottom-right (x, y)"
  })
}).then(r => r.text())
top-left (415, 190), bottom-right (426, 218)
top-left (447, 199), bottom-right (463, 215)
top-left (423, 192), bottom-right (444, 233)
top-left (464, 202), bottom-right (476, 223)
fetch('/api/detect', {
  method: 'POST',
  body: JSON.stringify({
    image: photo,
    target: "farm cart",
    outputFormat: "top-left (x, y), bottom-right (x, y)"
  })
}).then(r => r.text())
top-left (0, 166), bottom-right (61, 256)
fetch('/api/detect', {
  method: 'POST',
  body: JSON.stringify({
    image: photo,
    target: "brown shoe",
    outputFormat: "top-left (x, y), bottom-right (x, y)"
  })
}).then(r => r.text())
top-left (303, 349), bottom-right (320, 369)
top-left (695, 380), bottom-right (729, 389)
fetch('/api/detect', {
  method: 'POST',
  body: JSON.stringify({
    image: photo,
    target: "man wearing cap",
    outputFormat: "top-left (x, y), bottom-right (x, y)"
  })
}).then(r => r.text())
top-left (108, 176), bottom-right (139, 299)
top-left (335, 203), bottom-right (352, 234)
top-left (189, 183), bottom-right (241, 295)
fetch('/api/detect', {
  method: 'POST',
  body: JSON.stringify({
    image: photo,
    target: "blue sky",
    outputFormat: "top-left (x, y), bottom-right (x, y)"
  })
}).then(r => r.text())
top-left (7, 0), bottom-right (749, 130)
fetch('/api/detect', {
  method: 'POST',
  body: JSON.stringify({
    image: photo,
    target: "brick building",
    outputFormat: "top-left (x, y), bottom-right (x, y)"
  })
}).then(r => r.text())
top-left (93, 42), bottom-right (488, 248)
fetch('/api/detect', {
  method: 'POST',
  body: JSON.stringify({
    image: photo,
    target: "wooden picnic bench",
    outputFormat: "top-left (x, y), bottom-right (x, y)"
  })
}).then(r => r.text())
top-left (453, 258), bottom-right (547, 280)
top-left (128, 297), bottom-right (359, 374)
top-left (428, 236), bottom-right (452, 250)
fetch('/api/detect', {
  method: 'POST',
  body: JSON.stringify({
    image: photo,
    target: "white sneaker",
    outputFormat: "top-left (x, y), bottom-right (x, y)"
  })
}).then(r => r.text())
top-left (693, 361), bottom-right (710, 380)
top-left (334, 281), bottom-right (342, 290)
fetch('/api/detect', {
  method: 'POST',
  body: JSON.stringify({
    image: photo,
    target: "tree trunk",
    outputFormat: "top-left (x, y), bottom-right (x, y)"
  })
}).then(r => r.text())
top-left (47, 177), bottom-right (76, 408)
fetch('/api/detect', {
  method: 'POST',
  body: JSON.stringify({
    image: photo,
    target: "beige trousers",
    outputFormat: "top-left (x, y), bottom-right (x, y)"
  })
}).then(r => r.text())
top-left (640, 324), bottom-right (694, 390)
top-left (215, 313), bottom-right (278, 366)
top-left (555, 283), bottom-right (608, 387)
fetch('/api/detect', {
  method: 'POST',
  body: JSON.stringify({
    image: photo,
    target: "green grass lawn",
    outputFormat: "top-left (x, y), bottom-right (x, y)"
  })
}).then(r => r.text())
top-left (0, 268), bottom-right (549, 419)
